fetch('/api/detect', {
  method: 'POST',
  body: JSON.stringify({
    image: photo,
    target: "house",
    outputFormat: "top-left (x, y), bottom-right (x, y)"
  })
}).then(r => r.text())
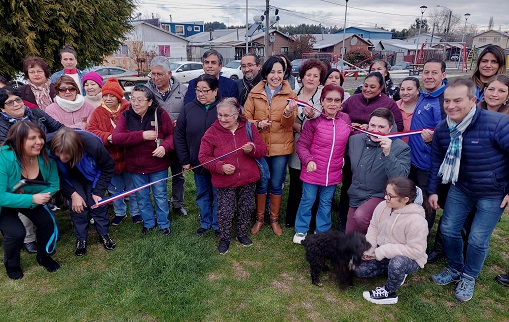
top-left (160, 21), bottom-right (204, 38)
top-left (335, 27), bottom-right (392, 40)
top-left (309, 33), bottom-right (371, 55)
top-left (103, 21), bottom-right (189, 72)
top-left (405, 33), bottom-right (442, 47)
top-left (472, 30), bottom-right (509, 49)
top-left (187, 29), bottom-right (294, 63)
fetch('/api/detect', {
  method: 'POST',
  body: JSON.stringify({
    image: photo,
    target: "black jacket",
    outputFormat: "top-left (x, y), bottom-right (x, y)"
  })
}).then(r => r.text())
top-left (0, 107), bottom-right (64, 143)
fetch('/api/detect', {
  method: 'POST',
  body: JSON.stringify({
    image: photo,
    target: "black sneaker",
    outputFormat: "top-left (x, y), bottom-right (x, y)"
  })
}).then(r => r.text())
top-left (131, 215), bottom-right (143, 224)
top-left (6, 266), bottom-right (23, 280)
top-left (75, 240), bottom-right (87, 256)
top-left (362, 286), bottom-right (398, 305)
top-left (23, 241), bottom-right (38, 254)
top-left (36, 256), bottom-right (60, 272)
top-left (173, 207), bottom-right (188, 216)
top-left (101, 234), bottom-right (116, 250)
top-left (218, 240), bottom-right (230, 255)
top-left (196, 227), bottom-right (209, 236)
top-left (237, 236), bottom-right (253, 247)
top-left (111, 216), bottom-right (125, 226)
top-left (142, 227), bottom-right (154, 235)
top-left (161, 227), bottom-right (171, 235)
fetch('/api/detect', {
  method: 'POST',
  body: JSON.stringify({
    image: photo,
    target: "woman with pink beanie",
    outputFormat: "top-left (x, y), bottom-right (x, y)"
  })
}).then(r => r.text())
top-left (82, 71), bottom-right (104, 108)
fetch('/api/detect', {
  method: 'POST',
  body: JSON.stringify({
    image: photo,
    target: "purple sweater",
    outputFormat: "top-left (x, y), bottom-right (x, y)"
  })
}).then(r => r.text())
top-left (297, 112), bottom-right (352, 187)
top-left (341, 93), bottom-right (404, 132)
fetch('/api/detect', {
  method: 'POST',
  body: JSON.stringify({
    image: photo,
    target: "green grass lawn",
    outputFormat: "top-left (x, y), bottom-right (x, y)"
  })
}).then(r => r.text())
top-left (1, 172), bottom-right (508, 321)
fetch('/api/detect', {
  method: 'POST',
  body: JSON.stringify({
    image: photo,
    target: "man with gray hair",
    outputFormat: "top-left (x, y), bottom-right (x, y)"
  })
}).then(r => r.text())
top-left (184, 49), bottom-right (238, 105)
top-left (428, 78), bottom-right (509, 302)
top-left (146, 56), bottom-right (188, 217)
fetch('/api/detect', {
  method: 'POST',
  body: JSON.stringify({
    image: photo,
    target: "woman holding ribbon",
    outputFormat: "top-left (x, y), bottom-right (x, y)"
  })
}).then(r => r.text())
top-left (0, 121), bottom-right (60, 279)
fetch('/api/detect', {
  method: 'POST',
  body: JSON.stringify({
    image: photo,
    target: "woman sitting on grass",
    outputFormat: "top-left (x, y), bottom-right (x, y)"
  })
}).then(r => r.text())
top-left (199, 97), bottom-right (267, 254)
top-left (356, 177), bottom-right (428, 305)
top-left (0, 121), bottom-right (60, 279)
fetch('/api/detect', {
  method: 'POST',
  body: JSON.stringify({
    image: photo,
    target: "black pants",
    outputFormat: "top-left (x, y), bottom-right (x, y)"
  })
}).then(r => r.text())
top-left (0, 206), bottom-right (55, 269)
top-left (68, 180), bottom-right (109, 241)
top-left (337, 155), bottom-right (352, 231)
top-left (169, 150), bottom-right (185, 209)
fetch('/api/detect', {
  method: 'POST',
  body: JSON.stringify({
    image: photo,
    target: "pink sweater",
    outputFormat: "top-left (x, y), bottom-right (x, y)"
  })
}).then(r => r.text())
top-left (297, 112), bottom-right (352, 186)
top-left (45, 100), bottom-right (95, 129)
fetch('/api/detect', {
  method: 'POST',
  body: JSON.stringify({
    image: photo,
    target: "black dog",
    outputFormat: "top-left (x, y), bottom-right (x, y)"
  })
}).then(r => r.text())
top-left (301, 231), bottom-right (371, 289)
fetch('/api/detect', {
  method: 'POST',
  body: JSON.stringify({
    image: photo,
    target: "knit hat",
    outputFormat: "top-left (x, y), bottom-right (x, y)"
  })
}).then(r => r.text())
top-left (82, 71), bottom-right (104, 88)
top-left (101, 78), bottom-right (124, 101)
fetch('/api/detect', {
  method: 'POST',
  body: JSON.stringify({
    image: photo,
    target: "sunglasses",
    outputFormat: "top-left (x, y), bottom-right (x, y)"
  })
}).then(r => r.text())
top-left (58, 86), bottom-right (77, 93)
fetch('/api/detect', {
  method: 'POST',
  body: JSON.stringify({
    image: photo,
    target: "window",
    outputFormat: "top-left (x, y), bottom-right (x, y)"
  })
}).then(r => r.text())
top-left (108, 68), bottom-right (125, 75)
top-left (175, 25), bottom-right (184, 35)
top-left (493, 37), bottom-right (500, 43)
top-left (478, 37), bottom-right (487, 43)
top-left (161, 25), bottom-right (170, 31)
top-left (158, 45), bottom-right (170, 57)
top-left (194, 26), bottom-right (201, 32)
top-left (114, 45), bottom-right (128, 56)
top-left (281, 47), bottom-right (289, 55)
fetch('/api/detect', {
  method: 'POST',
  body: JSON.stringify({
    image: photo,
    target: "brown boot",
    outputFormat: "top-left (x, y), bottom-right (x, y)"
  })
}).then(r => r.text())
top-left (269, 194), bottom-right (283, 236)
top-left (251, 194), bottom-right (266, 234)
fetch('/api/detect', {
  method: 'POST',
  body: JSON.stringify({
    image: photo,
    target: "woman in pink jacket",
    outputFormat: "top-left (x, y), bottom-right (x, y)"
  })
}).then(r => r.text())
top-left (293, 85), bottom-right (352, 244)
top-left (199, 98), bottom-right (267, 255)
top-left (356, 177), bottom-right (428, 305)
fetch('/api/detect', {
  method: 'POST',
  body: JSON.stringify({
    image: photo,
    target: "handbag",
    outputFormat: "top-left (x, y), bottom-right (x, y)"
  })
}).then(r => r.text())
top-left (246, 122), bottom-right (270, 180)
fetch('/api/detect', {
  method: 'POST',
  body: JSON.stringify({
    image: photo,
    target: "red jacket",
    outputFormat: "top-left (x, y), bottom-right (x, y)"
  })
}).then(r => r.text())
top-left (112, 104), bottom-right (174, 174)
top-left (199, 120), bottom-right (267, 188)
top-left (87, 99), bottom-right (130, 174)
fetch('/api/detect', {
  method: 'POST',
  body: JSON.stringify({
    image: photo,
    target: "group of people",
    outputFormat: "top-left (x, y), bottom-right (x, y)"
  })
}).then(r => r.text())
top-left (0, 45), bottom-right (508, 307)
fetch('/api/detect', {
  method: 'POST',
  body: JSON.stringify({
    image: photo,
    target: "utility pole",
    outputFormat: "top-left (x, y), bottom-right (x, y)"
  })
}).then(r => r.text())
top-left (245, 0), bottom-right (248, 53)
top-left (264, 0), bottom-right (269, 60)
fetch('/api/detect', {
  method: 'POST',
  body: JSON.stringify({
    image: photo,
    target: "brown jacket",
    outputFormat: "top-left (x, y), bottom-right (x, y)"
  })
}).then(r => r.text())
top-left (243, 80), bottom-right (297, 156)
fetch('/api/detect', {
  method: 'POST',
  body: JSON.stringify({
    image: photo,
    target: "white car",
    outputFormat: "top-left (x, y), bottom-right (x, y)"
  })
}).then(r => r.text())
top-left (170, 61), bottom-right (204, 83)
top-left (220, 60), bottom-right (243, 80)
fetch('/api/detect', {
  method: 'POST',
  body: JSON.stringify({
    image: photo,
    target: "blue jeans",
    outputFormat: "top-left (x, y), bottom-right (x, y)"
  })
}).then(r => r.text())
top-left (194, 172), bottom-right (218, 230)
top-left (131, 169), bottom-right (170, 230)
top-left (441, 185), bottom-right (504, 278)
top-left (109, 172), bottom-right (140, 217)
top-left (257, 155), bottom-right (289, 195)
top-left (295, 183), bottom-right (336, 234)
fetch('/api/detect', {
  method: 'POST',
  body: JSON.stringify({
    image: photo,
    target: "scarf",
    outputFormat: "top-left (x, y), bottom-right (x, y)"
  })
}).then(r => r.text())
top-left (64, 68), bottom-right (78, 74)
top-left (84, 92), bottom-right (103, 107)
top-left (28, 79), bottom-right (53, 110)
top-left (0, 107), bottom-right (30, 124)
top-left (55, 94), bottom-right (85, 113)
top-left (264, 82), bottom-right (282, 105)
top-left (100, 102), bottom-right (120, 128)
top-left (438, 106), bottom-right (476, 184)
top-left (240, 73), bottom-right (262, 105)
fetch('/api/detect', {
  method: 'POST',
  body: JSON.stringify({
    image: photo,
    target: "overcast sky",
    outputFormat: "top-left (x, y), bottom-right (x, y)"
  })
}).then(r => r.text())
top-left (139, 0), bottom-right (509, 33)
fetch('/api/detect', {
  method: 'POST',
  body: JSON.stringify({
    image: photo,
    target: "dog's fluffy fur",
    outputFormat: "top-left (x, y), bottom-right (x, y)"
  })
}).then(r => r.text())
top-left (301, 231), bottom-right (371, 289)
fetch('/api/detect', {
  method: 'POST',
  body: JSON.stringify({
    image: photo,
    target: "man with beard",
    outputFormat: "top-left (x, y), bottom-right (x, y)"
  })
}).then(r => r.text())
top-left (236, 53), bottom-right (262, 106)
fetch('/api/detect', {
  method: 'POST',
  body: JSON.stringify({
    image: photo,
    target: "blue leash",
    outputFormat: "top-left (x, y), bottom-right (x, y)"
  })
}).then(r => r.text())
top-left (43, 205), bottom-right (58, 254)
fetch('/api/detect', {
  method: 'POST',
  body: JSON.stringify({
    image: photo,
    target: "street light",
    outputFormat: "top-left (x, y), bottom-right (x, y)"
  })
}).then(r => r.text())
top-left (414, 5), bottom-right (427, 64)
top-left (461, 13), bottom-right (471, 43)
top-left (340, 0), bottom-right (349, 61)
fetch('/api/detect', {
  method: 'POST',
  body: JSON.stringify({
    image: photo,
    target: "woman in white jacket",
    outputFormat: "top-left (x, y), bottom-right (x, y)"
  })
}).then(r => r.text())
top-left (355, 177), bottom-right (428, 305)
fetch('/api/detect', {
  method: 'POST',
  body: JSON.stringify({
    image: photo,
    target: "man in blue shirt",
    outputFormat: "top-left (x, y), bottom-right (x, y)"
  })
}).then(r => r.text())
top-left (184, 50), bottom-right (238, 105)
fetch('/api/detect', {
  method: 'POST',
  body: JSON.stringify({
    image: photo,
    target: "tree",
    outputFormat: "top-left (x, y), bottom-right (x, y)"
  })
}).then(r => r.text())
top-left (344, 48), bottom-right (371, 66)
top-left (0, 0), bottom-right (136, 79)
top-left (391, 28), bottom-right (410, 40)
top-left (289, 34), bottom-right (316, 60)
top-left (204, 21), bottom-right (227, 31)
top-left (428, 8), bottom-right (461, 41)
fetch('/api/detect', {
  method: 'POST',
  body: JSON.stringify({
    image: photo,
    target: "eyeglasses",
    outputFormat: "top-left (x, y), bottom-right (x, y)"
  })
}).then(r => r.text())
top-left (384, 192), bottom-right (399, 200)
top-left (196, 88), bottom-right (212, 95)
top-left (28, 70), bottom-right (45, 75)
top-left (241, 63), bottom-right (257, 69)
top-left (58, 86), bottom-right (77, 93)
top-left (217, 113), bottom-right (236, 120)
top-left (130, 98), bottom-right (149, 104)
top-left (324, 97), bottom-right (342, 103)
top-left (149, 72), bottom-right (166, 79)
top-left (4, 97), bottom-right (23, 107)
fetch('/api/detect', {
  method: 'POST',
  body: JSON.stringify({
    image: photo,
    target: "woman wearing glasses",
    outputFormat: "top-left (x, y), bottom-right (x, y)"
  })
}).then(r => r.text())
top-left (112, 85), bottom-right (173, 236)
top-left (174, 74), bottom-right (220, 237)
top-left (199, 98), bottom-right (267, 254)
top-left (18, 56), bottom-right (56, 110)
top-left (292, 85), bottom-right (352, 244)
top-left (45, 75), bottom-right (95, 129)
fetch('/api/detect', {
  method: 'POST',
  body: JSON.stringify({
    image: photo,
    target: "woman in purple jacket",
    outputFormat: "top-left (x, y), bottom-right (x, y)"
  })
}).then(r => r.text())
top-left (292, 85), bottom-right (352, 244)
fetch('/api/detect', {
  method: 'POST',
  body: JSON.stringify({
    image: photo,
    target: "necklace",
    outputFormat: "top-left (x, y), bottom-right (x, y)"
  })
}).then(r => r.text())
top-left (29, 157), bottom-right (34, 164)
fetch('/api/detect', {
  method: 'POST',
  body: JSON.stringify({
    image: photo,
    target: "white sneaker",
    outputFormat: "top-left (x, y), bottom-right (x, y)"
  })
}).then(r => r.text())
top-left (362, 286), bottom-right (398, 305)
top-left (293, 232), bottom-right (307, 244)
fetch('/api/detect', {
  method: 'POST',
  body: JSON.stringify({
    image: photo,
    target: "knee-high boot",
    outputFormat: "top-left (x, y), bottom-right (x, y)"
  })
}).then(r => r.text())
top-left (269, 194), bottom-right (283, 236)
top-left (251, 194), bottom-right (266, 234)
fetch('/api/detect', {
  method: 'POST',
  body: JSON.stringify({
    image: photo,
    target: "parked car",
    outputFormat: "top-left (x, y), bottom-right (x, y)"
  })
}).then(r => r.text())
top-left (116, 76), bottom-right (150, 99)
top-left (391, 61), bottom-right (412, 70)
top-left (220, 60), bottom-right (243, 80)
top-left (291, 59), bottom-right (307, 76)
top-left (170, 61), bottom-right (204, 83)
top-left (85, 66), bottom-right (138, 79)
top-left (450, 55), bottom-right (460, 61)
